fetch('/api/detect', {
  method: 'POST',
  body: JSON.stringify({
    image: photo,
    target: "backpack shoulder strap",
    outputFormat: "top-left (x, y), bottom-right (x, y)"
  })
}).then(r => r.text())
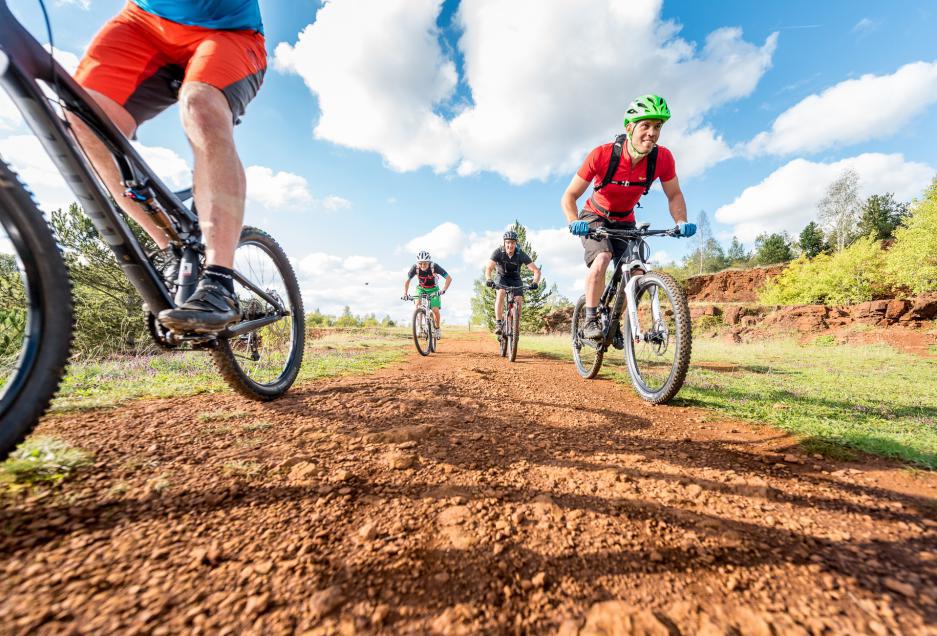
top-left (642, 145), bottom-right (659, 195)
top-left (595, 134), bottom-right (627, 192)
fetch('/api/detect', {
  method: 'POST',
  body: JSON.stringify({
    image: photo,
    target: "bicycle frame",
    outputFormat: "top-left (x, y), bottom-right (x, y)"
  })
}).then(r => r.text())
top-left (0, 2), bottom-right (286, 338)
top-left (590, 226), bottom-right (676, 350)
top-left (496, 284), bottom-right (525, 330)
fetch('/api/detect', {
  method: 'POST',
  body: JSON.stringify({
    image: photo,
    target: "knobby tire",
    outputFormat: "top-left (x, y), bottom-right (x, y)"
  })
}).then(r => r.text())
top-left (0, 159), bottom-right (74, 459)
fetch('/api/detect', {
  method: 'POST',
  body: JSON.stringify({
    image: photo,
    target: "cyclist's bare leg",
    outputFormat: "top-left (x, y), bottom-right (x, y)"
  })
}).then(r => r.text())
top-left (494, 288), bottom-right (505, 318)
top-left (66, 90), bottom-right (169, 249)
top-left (431, 307), bottom-right (441, 329)
top-left (585, 251), bottom-right (612, 306)
top-left (179, 82), bottom-right (244, 269)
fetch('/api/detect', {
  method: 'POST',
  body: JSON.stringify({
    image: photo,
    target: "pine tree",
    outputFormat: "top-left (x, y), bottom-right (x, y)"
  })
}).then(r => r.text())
top-left (726, 236), bottom-right (749, 265)
top-left (798, 221), bottom-right (827, 258)
top-left (470, 220), bottom-right (553, 331)
top-left (857, 193), bottom-right (910, 241)
top-left (752, 232), bottom-right (793, 265)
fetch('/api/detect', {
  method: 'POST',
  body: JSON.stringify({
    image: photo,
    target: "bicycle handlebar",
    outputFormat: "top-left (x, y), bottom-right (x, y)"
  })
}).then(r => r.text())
top-left (587, 226), bottom-right (681, 240)
top-left (403, 291), bottom-right (441, 302)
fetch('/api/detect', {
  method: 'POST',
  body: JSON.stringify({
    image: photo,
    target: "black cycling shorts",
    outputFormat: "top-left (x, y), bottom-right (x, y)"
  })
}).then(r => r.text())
top-left (496, 276), bottom-right (524, 297)
top-left (579, 211), bottom-right (637, 268)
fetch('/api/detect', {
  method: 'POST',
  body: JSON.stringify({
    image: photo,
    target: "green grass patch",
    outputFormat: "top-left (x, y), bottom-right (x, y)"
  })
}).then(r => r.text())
top-left (223, 461), bottom-right (262, 478)
top-left (198, 410), bottom-right (249, 423)
top-left (0, 437), bottom-right (91, 487)
top-left (53, 327), bottom-right (408, 412)
top-left (812, 334), bottom-right (837, 347)
top-left (521, 334), bottom-right (937, 469)
top-left (241, 421), bottom-right (273, 433)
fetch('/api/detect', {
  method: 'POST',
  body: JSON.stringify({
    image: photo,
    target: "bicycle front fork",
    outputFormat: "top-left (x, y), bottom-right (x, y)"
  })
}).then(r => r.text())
top-left (623, 275), bottom-right (661, 344)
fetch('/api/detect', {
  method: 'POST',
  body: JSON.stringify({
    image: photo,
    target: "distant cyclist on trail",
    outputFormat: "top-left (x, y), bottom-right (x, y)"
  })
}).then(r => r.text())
top-left (403, 251), bottom-right (452, 341)
top-left (560, 94), bottom-right (696, 340)
top-left (70, 0), bottom-right (266, 334)
top-left (485, 230), bottom-right (542, 336)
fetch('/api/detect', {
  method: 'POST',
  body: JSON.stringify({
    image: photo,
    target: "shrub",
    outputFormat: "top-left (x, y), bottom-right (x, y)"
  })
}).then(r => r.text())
top-left (760, 236), bottom-right (894, 305)
top-left (885, 178), bottom-right (937, 295)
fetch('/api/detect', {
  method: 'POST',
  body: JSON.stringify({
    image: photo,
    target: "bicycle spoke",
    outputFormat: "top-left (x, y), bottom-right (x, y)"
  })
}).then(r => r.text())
top-left (228, 242), bottom-right (294, 385)
top-left (628, 280), bottom-right (679, 394)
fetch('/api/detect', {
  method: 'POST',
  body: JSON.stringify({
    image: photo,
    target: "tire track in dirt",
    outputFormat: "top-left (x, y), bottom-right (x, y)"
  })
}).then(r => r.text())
top-left (1, 333), bottom-right (936, 634)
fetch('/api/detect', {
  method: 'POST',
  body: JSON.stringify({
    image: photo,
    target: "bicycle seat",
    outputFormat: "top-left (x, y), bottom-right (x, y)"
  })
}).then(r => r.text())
top-left (173, 187), bottom-right (193, 203)
top-left (636, 222), bottom-right (650, 231)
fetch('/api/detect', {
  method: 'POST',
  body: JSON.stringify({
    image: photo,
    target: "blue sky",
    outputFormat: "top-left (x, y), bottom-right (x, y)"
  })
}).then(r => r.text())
top-left (2, 0), bottom-right (936, 324)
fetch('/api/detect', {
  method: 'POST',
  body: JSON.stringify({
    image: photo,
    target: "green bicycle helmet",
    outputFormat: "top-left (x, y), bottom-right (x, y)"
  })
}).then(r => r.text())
top-left (623, 94), bottom-right (671, 127)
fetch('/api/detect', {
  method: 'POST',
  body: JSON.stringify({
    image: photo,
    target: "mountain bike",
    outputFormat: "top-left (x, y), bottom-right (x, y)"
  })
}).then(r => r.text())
top-left (493, 283), bottom-right (528, 363)
top-left (403, 291), bottom-right (440, 356)
top-left (0, 0), bottom-right (305, 458)
top-left (571, 224), bottom-right (691, 404)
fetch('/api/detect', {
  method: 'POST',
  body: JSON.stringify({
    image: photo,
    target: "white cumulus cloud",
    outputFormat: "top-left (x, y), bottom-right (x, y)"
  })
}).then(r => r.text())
top-left (747, 60), bottom-right (937, 156)
top-left (274, 0), bottom-right (459, 173)
top-left (275, 0), bottom-right (776, 183)
top-left (245, 165), bottom-right (314, 209)
top-left (405, 222), bottom-right (467, 259)
top-left (714, 153), bottom-right (935, 242)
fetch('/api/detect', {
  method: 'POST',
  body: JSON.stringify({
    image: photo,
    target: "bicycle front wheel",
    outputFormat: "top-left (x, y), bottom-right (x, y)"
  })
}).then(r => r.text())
top-left (508, 302), bottom-right (519, 362)
top-left (571, 295), bottom-right (603, 379)
top-left (213, 227), bottom-right (305, 400)
top-left (623, 271), bottom-right (691, 404)
top-left (413, 308), bottom-right (431, 356)
top-left (0, 159), bottom-right (74, 459)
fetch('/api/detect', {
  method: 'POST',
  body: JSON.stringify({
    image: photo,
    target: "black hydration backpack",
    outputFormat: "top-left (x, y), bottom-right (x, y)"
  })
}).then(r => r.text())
top-left (593, 134), bottom-right (659, 196)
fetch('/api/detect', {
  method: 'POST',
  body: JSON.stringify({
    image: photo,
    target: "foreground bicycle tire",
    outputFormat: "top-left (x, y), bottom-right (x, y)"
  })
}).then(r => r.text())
top-left (623, 271), bottom-right (691, 404)
top-left (571, 295), bottom-right (603, 379)
top-left (212, 227), bottom-right (305, 400)
top-left (412, 307), bottom-right (432, 356)
top-left (0, 159), bottom-right (74, 459)
top-left (508, 303), bottom-right (519, 362)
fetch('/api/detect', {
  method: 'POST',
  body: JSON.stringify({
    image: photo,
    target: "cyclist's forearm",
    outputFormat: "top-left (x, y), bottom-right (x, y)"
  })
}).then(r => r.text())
top-left (403, 280), bottom-right (411, 295)
top-left (443, 276), bottom-right (452, 291)
top-left (668, 192), bottom-right (688, 224)
top-left (561, 193), bottom-right (582, 223)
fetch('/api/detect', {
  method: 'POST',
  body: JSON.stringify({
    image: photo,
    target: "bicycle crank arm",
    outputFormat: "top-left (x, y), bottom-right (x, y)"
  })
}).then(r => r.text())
top-left (222, 313), bottom-right (285, 338)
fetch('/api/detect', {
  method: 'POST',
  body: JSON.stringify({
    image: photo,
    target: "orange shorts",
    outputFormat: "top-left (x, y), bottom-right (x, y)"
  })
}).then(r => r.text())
top-left (74, 2), bottom-right (266, 126)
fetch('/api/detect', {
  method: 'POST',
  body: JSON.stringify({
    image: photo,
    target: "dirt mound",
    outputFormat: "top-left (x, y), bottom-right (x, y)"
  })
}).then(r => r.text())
top-left (684, 265), bottom-right (785, 302)
top-left (2, 334), bottom-right (935, 633)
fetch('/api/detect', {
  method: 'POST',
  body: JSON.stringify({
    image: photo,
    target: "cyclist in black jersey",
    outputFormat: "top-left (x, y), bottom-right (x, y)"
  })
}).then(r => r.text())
top-left (403, 250), bottom-right (452, 340)
top-left (484, 231), bottom-right (541, 335)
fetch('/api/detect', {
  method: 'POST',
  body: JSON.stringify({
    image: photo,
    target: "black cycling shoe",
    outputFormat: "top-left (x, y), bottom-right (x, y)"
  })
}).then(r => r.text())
top-left (158, 278), bottom-right (240, 333)
top-left (494, 321), bottom-right (504, 336)
top-left (581, 318), bottom-right (603, 340)
top-left (612, 326), bottom-right (625, 350)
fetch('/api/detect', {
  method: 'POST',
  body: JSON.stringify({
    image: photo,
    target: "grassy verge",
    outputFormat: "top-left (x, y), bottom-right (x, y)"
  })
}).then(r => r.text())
top-left (521, 334), bottom-right (937, 469)
top-left (53, 327), bottom-right (410, 412)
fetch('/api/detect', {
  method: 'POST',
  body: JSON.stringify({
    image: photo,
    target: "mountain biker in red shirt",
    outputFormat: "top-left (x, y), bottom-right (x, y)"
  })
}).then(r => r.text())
top-left (68, 0), bottom-right (266, 333)
top-left (560, 94), bottom-right (696, 340)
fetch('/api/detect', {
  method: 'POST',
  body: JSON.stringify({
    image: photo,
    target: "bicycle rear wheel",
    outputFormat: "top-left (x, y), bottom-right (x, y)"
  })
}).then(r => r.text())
top-left (623, 271), bottom-right (691, 404)
top-left (0, 159), bottom-right (74, 459)
top-left (508, 302), bottom-right (519, 362)
top-left (213, 227), bottom-right (305, 400)
top-left (413, 308), bottom-right (431, 356)
top-left (571, 295), bottom-right (603, 379)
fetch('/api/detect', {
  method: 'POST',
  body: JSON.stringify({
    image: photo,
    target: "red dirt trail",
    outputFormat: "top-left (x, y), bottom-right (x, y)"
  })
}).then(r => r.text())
top-left (1, 333), bottom-right (936, 634)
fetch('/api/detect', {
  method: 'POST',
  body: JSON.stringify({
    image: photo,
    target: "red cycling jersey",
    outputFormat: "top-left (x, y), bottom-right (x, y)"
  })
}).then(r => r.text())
top-left (577, 143), bottom-right (677, 223)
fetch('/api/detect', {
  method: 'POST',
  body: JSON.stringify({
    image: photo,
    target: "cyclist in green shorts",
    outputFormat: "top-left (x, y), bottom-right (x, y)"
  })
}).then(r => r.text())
top-left (402, 251), bottom-right (452, 340)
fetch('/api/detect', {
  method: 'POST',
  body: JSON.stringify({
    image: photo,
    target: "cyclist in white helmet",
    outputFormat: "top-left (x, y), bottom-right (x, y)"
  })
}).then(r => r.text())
top-left (403, 251), bottom-right (452, 340)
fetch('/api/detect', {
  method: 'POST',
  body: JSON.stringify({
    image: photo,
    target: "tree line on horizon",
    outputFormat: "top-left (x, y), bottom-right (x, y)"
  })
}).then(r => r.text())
top-left (664, 168), bottom-right (915, 281)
